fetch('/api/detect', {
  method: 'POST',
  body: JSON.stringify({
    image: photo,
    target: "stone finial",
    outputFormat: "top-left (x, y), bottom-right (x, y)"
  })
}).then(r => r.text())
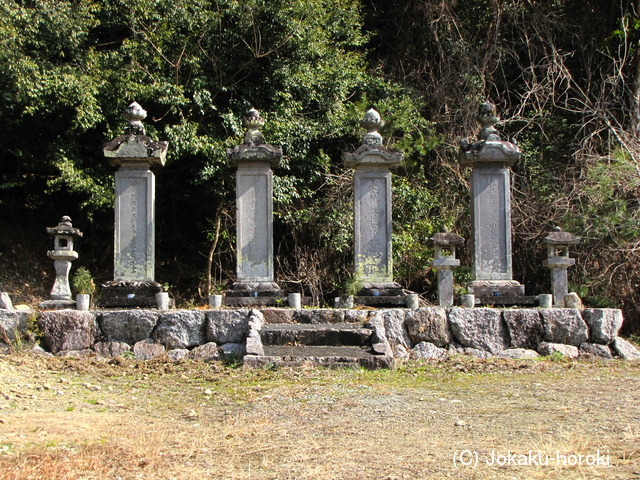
top-left (243, 108), bottom-right (266, 146)
top-left (361, 108), bottom-right (384, 146)
top-left (477, 101), bottom-right (500, 141)
top-left (124, 101), bottom-right (147, 136)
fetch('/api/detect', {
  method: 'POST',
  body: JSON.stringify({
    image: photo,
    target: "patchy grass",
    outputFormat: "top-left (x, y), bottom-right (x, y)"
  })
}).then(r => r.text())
top-left (0, 355), bottom-right (638, 479)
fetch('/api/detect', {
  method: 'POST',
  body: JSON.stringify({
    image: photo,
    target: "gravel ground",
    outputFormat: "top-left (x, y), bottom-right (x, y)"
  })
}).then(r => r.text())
top-left (0, 353), bottom-right (639, 480)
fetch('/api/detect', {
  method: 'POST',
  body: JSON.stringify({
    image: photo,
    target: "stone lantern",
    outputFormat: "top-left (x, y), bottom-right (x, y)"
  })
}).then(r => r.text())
top-left (225, 108), bottom-right (283, 305)
top-left (42, 216), bottom-right (83, 308)
top-left (430, 232), bottom-right (464, 307)
top-left (543, 227), bottom-right (580, 307)
top-left (342, 108), bottom-right (407, 305)
top-left (459, 101), bottom-right (524, 301)
top-left (100, 101), bottom-right (168, 307)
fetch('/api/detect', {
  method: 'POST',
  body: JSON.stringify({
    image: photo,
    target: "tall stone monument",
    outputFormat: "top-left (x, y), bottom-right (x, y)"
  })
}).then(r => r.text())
top-left (40, 216), bottom-right (83, 309)
top-left (343, 109), bottom-right (405, 303)
top-left (226, 108), bottom-right (282, 304)
top-left (459, 102), bottom-right (524, 299)
top-left (100, 102), bottom-right (168, 307)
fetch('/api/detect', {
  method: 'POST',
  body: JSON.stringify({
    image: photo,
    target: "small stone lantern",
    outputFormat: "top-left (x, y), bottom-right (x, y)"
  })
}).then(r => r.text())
top-left (45, 216), bottom-right (83, 304)
top-left (430, 232), bottom-right (464, 307)
top-left (543, 227), bottom-right (580, 307)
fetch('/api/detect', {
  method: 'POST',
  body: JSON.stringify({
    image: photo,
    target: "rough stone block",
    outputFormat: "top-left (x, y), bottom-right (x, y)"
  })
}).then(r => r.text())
top-left (294, 309), bottom-right (345, 324)
top-left (133, 339), bottom-right (166, 360)
top-left (405, 308), bottom-right (451, 347)
top-left (0, 292), bottom-right (14, 310)
top-left (376, 310), bottom-right (411, 349)
top-left (582, 309), bottom-right (623, 345)
top-left (540, 309), bottom-right (588, 346)
top-left (611, 337), bottom-right (640, 360)
top-left (393, 344), bottom-right (409, 359)
top-left (189, 342), bottom-right (220, 362)
top-left (0, 310), bottom-right (29, 342)
top-left (167, 348), bottom-right (189, 361)
top-left (222, 342), bottom-right (246, 358)
top-left (343, 309), bottom-right (371, 324)
top-left (579, 343), bottom-right (613, 360)
top-left (502, 309), bottom-right (544, 350)
top-left (260, 308), bottom-right (294, 324)
top-left (99, 310), bottom-right (159, 345)
top-left (206, 309), bottom-right (250, 344)
top-left (564, 292), bottom-right (583, 309)
top-left (537, 342), bottom-right (579, 359)
top-left (93, 341), bottom-right (131, 358)
top-left (245, 329), bottom-right (264, 356)
top-left (153, 310), bottom-right (206, 349)
top-left (39, 311), bottom-right (97, 353)
top-left (498, 348), bottom-right (540, 360)
top-left (410, 341), bottom-right (448, 360)
top-left (448, 307), bottom-right (510, 354)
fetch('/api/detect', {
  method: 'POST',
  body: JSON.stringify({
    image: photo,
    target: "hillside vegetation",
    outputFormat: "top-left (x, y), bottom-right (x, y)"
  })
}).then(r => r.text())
top-left (1, 0), bottom-right (639, 332)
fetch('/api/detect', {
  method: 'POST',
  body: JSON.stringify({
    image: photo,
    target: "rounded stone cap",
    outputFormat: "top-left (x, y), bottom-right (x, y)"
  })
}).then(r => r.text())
top-left (430, 232), bottom-right (464, 246)
top-left (46, 216), bottom-right (83, 237)
top-left (543, 227), bottom-right (580, 245)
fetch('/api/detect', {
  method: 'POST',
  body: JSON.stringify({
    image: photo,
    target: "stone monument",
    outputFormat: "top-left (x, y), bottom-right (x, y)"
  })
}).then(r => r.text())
top-left (40, 216), bottom-right (82, 309)
top-left (225, 108), bottom-right (283, 305)
top-left (459, 102), bottom-right (525, 301)
top-left (343, 109), bottom-right (406, 305)
top-left (543, 227), bottom-right (580, 307)
top-left (430, 231), bottom-right (464, 307)
top-left (99, 102), bottom-right (168, 307)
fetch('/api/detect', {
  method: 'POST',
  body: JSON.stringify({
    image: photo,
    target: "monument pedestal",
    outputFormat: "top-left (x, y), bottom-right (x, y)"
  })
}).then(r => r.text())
top-left (94, 281), bottom-right (164, 308)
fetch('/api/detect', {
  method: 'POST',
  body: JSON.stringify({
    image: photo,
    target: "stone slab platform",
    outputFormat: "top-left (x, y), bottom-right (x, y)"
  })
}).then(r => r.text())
top-left (261, 323), bottom-right (373, 346)
top-left (245, 345), bottom-right (394, 369)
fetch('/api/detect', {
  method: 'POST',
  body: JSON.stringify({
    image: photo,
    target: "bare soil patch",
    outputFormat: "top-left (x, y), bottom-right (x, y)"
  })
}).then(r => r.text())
top-left (0, 354), bottom-right (638, 480)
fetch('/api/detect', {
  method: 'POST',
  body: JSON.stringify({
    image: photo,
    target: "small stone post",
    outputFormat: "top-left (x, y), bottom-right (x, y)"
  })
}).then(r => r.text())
top-left (226, 108), bottom-right (282, 304)
top-left (342, 109), bottom-right (404, 304)
top-left (543, 227), bottom-right (580, 307)
top-left (101, 102), bottom-right (168, 307)
top-left (41, 216), bottom-right (83, 309)
top-left (430, 232), bottom-right (464, 307)
top-left (459, 101), bottom-right (524, 300)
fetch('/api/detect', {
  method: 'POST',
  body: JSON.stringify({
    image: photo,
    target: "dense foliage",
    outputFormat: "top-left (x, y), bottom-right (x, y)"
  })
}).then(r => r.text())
top-left (1, 0), bottom-right (639, 331)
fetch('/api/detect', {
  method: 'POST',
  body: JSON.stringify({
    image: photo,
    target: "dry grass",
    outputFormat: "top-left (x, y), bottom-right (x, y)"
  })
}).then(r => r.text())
top-left (0, 355), bottom-right (639, 479)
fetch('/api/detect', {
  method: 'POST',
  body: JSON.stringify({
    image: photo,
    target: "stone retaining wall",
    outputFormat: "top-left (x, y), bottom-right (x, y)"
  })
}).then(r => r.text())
top-left (1, 307), bottom-right (639, 361)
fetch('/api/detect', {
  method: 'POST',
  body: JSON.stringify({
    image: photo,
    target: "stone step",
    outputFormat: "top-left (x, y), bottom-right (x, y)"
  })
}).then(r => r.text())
top-left (260, 323), bottom-right (373, 347)
top-left (244, 345), bottom-right (393, 369)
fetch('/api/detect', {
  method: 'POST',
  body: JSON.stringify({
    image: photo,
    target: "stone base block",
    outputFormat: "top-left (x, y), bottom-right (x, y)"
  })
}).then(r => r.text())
top-left (473, 295), bottom-right (538, 307)
top-left (226, 282), bottom-right (281, 296)
top-left (95, 282), bottom-right (163, 308)
top-left (468, 281), bottom-right (525, 297)
top-left (358, 282), bottom-right (406, 297)
top-left (354, 296), bottom-right (409, 307)
top-left (39, 300), bottom-right (76, 310)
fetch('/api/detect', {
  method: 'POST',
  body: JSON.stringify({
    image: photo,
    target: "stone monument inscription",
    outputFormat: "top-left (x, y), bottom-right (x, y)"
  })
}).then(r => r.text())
top-left (473, 167), bottom-right (510, 279)
top-left (114, 166), bottom-right (154, 281)
top-left (354, 171), bottom-right (390, 279)
top-left (236, 164), bottom-right (272, 281)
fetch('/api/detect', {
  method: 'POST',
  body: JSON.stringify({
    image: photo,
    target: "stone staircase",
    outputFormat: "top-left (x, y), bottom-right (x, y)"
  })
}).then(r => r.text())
top-left (244, 319), bottom-right (394, 369)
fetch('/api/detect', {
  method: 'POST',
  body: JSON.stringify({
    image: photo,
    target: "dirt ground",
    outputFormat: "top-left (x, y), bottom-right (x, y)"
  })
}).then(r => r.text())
top-left (0, 353), bottom-right (639, 480)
